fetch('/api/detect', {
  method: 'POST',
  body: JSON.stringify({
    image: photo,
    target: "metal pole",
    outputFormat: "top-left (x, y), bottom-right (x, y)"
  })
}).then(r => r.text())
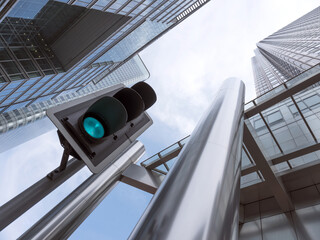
top-left (129, 78), bottom-right (245, 240)
top-left (19, 140), bottom-right (145, 240)
top-left (0, 158), bottom-right (84, 231)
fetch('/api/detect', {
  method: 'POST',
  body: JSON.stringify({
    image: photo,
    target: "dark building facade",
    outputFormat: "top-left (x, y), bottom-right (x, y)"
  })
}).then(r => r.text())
top-left (0, 0), bottom-right (210, 151)
top-left (0, 0), bottom-right (210, 113)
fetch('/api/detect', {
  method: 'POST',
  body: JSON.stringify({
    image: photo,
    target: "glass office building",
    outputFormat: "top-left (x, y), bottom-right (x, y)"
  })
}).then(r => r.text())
top-left (252, 6), bottom-right (320, 96)
top-left (141, 64), bottom-right (320, 239)
top-left (0, 0), bottom-right (209, 113)
top-left (140, 6), bottom-right (320, 239)
top-left (0, 0), bottom-right (210, 151)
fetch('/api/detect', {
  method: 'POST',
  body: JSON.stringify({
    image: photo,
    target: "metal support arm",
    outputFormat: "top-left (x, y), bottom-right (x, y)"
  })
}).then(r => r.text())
top-left (129, 78), bottom-right (245, 240)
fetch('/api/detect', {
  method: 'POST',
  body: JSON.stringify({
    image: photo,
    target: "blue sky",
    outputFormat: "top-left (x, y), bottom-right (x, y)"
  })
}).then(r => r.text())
top-left (0, 0), bottom-right (319, 239)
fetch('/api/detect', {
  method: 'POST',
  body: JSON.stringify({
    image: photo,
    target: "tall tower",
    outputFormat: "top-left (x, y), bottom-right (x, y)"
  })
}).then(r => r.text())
top-left (252, 6), bottom-right (320, 96)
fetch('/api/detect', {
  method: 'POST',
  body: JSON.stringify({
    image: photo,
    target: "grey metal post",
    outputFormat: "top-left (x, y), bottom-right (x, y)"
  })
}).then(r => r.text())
top-left (129, 78), bottom-right (245, 240)
top-left (0, 158), bottom-right (85, 231)
top-left (19, 141), bottom-right (145, 240)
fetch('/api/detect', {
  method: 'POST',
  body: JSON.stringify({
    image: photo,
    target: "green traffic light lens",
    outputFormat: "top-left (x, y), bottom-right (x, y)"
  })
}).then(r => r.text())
top-left (83, 117), bottom-right (105, 139)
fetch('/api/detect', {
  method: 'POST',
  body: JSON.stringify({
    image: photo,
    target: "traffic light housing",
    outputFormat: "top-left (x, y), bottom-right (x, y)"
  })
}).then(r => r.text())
top-left (47, 82), bottom-right (156, 173)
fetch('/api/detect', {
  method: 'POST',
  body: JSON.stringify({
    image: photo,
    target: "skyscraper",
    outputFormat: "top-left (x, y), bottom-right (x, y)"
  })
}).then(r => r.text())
top-left (0, 0), bottom-right (210, 151)
top-left (0, 0), bottom-right (210, 113)
top-left (133, 6), bottom-right (320, 239)
top-left (252, 6), bottom-right (320, 96)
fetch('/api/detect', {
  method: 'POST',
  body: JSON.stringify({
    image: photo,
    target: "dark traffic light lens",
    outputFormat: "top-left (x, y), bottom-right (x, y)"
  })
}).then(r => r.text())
top-left (113, 88), bottom-right (144, 122)
top-left (83, 117), bottom-right (105, 139)
top-left (131, 82), bottom-right (157, 110)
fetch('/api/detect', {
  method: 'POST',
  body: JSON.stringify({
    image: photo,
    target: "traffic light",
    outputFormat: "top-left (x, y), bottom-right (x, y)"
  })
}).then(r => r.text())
top-left (47, 82), bottom-right (156, 173)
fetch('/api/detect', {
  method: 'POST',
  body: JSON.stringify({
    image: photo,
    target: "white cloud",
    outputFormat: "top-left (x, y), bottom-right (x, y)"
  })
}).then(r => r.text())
top-left (141, 0), bottom-right (319, 137)
top-left (0, 130), bottom-right (91, 239)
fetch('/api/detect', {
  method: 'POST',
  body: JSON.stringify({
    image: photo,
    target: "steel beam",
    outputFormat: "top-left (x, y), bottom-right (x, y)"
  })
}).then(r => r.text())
top-left (243, 123), bottom-right (294, 212)
top-left (18, 141), bottom-right (144, 240)
top-left (241, 164), bottom-right (258, 176)
top-left (245, 66), bottom-right (320, 118)
top-left (121, 164), bottom-right (162, 194)
top-left (271, 142), bottom-right (320, 165)
top-left (0, 158), bottom-right (85, 231)
top-left (241, 142), bottom-right (320, 176)
top-left (145, 148), bottom-right (181, 169)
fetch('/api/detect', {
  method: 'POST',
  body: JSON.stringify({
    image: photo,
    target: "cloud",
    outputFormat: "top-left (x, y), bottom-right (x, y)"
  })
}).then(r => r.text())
top-left (0, 130), bottom-right (91, 239)
top-left (140, 0), bottom-right (319, 138)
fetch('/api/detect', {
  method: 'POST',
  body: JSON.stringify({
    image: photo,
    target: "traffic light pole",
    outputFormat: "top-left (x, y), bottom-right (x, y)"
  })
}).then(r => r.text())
top-left (0, 158), bottom-right (85, 231)
top-left (0, 82), bottom-right (156, 233)
top-left (129, 78), bottom-right (245, 240)
top-left (18, 141), bottom-right (145, 240)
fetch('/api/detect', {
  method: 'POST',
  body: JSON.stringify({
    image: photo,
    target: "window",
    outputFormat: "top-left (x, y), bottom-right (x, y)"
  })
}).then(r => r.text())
top-left (13, 109), bottom-right (20, 115)
top-left (36, 59), bottom-right (50, 70)
top-left (20, 60), bottom-right (37, 72)
top-left (266, 111), bottom-right (283, 125)
top-left (0, 48), bottom-right (11, 60)
top-left (254, 119), bottom-right (265, 130)
top-left (304, 94), bottom-right (320, 108)
top-left (12, 48), bottom-right (29, 59)
top-left (289, 95), bottom-right (320, 116)
top-left (1, 61), bottom-right (20, 74)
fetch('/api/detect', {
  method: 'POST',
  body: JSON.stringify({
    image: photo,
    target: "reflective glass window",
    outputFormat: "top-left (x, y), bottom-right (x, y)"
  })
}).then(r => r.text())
top-left (241, 148), bottom-right (253, 168)
top-left (241, 172), bottom-right (262, 188)
top-left (254, 118), bottom-right (265, 130)
top-left (9, 74), bottom-right (24, 81)
top-left (165, 157), bottom-right (177, 169)
top-left (12, 48), bottom-right (29, 59)
top-left (304, 94), bottom-right (320, 108)
top-left (36, 59), bottom-right (51, 70)
top-left (155, 164), bottom-right (167, 173)
top-left (20, 60), bottom-right (37, 72)
top-left (159, 143), bottom-right (180, 157)
top-left (0, 48), bottom-right (11, 60)
top-left (27, 72), bottom-right (41, 78)
top-left (1, 61), bottom-right (20, 74)
top-left (271, 162), bottom-right (290, 173)
top-left (267, 111), bottom-right (283, 125)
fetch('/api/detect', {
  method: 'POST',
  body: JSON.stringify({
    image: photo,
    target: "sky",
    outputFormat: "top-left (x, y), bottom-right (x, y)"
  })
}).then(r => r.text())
top-left (0, 0), bottom-right (319, 239)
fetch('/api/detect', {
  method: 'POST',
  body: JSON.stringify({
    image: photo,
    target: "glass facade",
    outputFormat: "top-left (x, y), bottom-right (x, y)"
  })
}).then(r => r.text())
top-left (240, 192), bottom-right (320, 239)
top-left (240, 7), bottom-right (320, 238)
top-left (0, 0), bottom-right (210, 150)
top-left (0, 0), bottom-right (209, 113)
top-left (252, 6), bottom-right (320, 97)
top-left (244, 65), bottom-right (320, 176)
